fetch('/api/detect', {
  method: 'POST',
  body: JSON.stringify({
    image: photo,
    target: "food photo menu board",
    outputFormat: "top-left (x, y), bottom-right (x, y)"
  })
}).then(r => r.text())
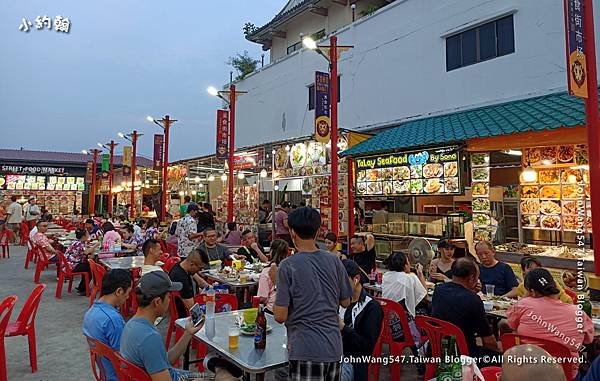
top-left (520, 144), bottom-right (591, 232)
top-left (46, 176), bottom-right (85, 191)
top-left (355, 146), bottom-right (462, 196)
top-left (470, 153), bottom-right (493, 241)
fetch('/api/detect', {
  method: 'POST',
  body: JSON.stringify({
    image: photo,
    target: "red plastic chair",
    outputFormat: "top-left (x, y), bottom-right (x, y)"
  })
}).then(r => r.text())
top-left (33, 246), bottom-right (59, 283)
top-left (0, 295), bottom-right (18, 381)
top-left (85, 336), bottom-right (122, 381)
top-left (116, 353), bottom-right (152, 381)
top-left (415, 315), bottom-right (470, 381)
top-left (5, 284), bottom-right (46, 373)
top-left (88, 259), bottom-right (106, 306)
top-left (55, 251), bottom-right (90, 298)
top-left (19, 222), bottom-right (29, 246)
top-left (563, 288), bottom-right (578, 304)
top-left (165, 291), bottom-right (183, 349)
top-left (501, 333), bottom-right (573, 380)
top-left (167, 243), bottom-right (178, 256)
top-left (25, 238), bottom-right (36, 269)
top-left (194, 293), bottom-right (238, 312)
top-left (161, 257), bottom-right (180, 274)
top-left (0, 229), bottom-right (14, 258)
top-left (372, 298), bottom-right (414, 380)
top-left (480, 366), bottom-right (502, 381)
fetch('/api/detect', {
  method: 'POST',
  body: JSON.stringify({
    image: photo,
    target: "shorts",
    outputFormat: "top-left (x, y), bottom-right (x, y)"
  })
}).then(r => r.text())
top-left (6, 223), bottom-right (18, 231)
top-left (288, 360), bottom-right (341, 381)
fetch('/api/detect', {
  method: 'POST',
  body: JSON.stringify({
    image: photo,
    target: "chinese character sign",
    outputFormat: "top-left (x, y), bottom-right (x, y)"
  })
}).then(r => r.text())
top-left (153, 134), bottom-right (164, 171)
top-left (314, 71), bottom-right (331, 144)
top-left (19, 15), bottom-right (70, 33)
top-left (216, 109), bottom-right (229, 160)
top-left (565, 0), bottom-right (588, 98)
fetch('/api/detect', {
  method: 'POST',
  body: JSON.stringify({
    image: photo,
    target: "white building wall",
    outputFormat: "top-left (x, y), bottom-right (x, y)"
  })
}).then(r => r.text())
top-left (234, 0), bottom-right (600, 149)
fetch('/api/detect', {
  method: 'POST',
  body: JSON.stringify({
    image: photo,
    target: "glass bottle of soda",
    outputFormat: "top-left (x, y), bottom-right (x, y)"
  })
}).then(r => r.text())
top-left (254, 304), bottom-right (267, 349)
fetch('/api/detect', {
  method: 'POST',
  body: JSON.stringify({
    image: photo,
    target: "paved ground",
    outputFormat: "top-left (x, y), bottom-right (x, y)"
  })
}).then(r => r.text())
top-left (1, 245), bottom-right (420, 380)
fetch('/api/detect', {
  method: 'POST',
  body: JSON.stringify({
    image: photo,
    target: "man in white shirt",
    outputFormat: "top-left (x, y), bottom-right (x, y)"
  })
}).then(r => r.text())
top-left (140, 239), bottom-right (164, 276)
top-left (6, 196), bottom-right (23, 243)
top-left (25, 197), bottom-right (41, 229)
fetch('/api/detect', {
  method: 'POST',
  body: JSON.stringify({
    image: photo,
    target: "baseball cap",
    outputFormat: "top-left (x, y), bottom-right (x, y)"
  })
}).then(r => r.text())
top-left (136, 271), bottom-right (182, 297)
top-left (342, 259), bottom-right (361, 278)
top-left (187, 203), bottom-right (200, 213)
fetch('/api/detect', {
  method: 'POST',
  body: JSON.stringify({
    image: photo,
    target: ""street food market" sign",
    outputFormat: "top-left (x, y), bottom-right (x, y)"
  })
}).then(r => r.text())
top-left (355, 146), bottom-right (462, 196)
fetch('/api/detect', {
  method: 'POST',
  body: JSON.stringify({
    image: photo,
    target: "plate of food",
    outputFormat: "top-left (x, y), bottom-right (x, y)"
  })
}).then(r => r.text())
top-left (575, 145), bottom-right (589, 165)
top-left (526, 148), bottom-right (541, 166)
top-left (367, 182), bottom-right (382, 195)
top-left (538, 170), bottom-right (560, 184)
top-left (520, 199), bottom-right (540, 214)
top-left (356, 170), bottom-right (366, 182)
top-left (240, 323), bottom-right (272, 335)
top-left (562, 185), bottom-right (579, 199)
top-left (474, 229), bottom-right (492, 241)
top-left (540, 146), bottom-right (557, 164)
top-left (562, 200), bottom-right (578, 215)
top-left (444, 162), bottom-right (458, 177)
top-left (410, 179), bottom-right (423, 194)
top-left (306, 142), bottom-right (326, 166)
top-left (393, 180), bottom-right (409, 194)
top-left (393, 166), bottom-right (410, 180)
top-left (473, 214), bottom-right (491, 228)
top-left (539, 185), bottom-right (560, 199)
top-left (472, 183), bottom-right (489, 197)
top-left (423, 163), bottom-right (443, 178)
top-left (424, 178), bottom-right (443, 193)
top-left (367, 169), bottom-right (381, 182)
top-left (521, 185), bottom-right (539, 199)
top-left (445, 177), bottom-right (459, 193)
top-left (473, 198), bottom-right (491, 212)
top-left (382, 168), bottom-right (393, 181)
top-left (471, 153), bottom-right (488, 167)
top-left (540, 215), bottom-right (561, 230)
top-left (275, 147), bottom-right (289, 169)
top-left (472, 167), bottom-right (489, 182)
top-left (290, 143), bottom-right (307, 169)
top-left (410, 165), bottom-right (422, 179)
top-left (561, 169), bottom-right (584, 184)
top-left (562, 215), bottom-right (579, 231)
top-left (382, 181), bottom-right (393, 195)
top-left (540, 200), bottom-right (561, 215)
top-left (521, 215), bottom-right (540, 228)
top-left (558, 145), bottom-right (574, 163)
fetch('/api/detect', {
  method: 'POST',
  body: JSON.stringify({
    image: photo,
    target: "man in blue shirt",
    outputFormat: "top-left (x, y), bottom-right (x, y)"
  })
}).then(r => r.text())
top-left (120, 271), bottom-right (204, 381)
top-left (82, 269), bottom-right (133, 381)
top-left (475, 241), bottom-right (519, 297)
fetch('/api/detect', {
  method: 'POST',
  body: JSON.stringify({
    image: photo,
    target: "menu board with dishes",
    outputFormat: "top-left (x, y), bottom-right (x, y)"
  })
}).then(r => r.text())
top-left (3, 175), bottom-right (85, 191)
top-left (470, 153), bottom-right (493, 241)
top-left (355, 146), bottom-right (462, 196)
top-left (46, 176), bottom-right (85, 191)
top-left (520, 144), bottom-right (591, 232)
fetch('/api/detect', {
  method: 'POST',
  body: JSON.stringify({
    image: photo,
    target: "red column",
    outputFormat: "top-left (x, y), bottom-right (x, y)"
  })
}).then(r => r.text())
top-left (348, 158), bottom-right (355, 238)
top-left (162, 116), bottom-right (171, 222)
top-left (582, 0), bottom-right (600, 275)
top-left (330, 36), bottom-right (339, 238)
top-left (90, 149), bottom-right (99, 215)
top-left (108, 141), bottom-right (116, 215)
top-left (227, 85), bottom-right (236, 222)
top-left (130, 131), bottom-right (138, 220)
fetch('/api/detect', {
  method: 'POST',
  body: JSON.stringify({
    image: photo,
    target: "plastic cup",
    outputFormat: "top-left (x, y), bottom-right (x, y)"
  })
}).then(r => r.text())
top-left (228, 327), bottom-right (239, 349)
top-left (240, 273), bottom-right (248, 283)
top-left (243, 308), bottom-right (258, 324)
top-left (485, 284), bottom-right (495, 298)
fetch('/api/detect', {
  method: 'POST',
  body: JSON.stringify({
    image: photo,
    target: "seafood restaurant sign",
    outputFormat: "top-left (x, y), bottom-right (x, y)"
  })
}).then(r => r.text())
top-left (354, 146), bottom-right (463, 196)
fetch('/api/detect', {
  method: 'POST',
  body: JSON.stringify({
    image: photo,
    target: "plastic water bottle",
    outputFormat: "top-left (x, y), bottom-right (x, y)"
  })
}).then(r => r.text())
top-left (206, 285), bottom-right (216, 317)
top-left (205, 316), bottom-right (216, 339)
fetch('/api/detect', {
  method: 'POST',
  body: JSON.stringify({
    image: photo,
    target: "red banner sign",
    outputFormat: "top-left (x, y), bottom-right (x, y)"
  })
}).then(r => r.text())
top-left (153, 134), bottom-right (164, 171)
top-left (564, 0), bottom-right (588, 98)
top-left (216, 110), bottom-right (229, 160)
top-left (233, 154), bottom-right (258, 170)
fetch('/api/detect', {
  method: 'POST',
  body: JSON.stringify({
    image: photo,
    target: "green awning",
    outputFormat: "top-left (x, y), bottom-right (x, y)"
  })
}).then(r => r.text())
top-left (341, 89), bottom-right (586, 157)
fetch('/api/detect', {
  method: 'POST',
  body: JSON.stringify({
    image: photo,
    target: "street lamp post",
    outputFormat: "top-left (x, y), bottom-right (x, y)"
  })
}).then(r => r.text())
top-left (119, 131), bottom-right (143, 220)
top-left (303, 35), bottom-right (353, 237)
top-left (82, 148), bottom-right (102, 215)
top-left (208, 85), bottom-right (247, 222)
top-left (98, 141), bottom-right (118, 215)
top-left (147, 115), bottom-right (176, 222)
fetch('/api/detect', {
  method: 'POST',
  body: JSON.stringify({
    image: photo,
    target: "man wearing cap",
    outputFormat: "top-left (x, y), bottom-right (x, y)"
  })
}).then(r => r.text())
top-left (339, 260), bottom-right (383, 381)
top-left (24, 197), bottom-right (40, 229)
top-left (175, 203), bottom-right (203, 258)
top-left (119, 271), bottom-right (203, 381)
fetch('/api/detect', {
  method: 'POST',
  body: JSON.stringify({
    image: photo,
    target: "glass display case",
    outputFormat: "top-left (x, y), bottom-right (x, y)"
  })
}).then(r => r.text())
top-left (367, 212), bottom-right (465, 239)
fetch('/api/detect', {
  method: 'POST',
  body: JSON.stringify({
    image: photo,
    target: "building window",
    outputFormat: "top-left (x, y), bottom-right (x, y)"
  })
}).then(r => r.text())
top-left (288, 29), bottom-right (327, 55)
top-left (308, 75), bottom-right (341, 110)
top-left (287, 41), bottom-right (302, 55)
top-left (446, 14), bottom-right (515, 71)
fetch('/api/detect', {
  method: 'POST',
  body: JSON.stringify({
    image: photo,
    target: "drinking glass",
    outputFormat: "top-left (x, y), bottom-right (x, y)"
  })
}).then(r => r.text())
top-left (485, 284), bottom-right (495, 298)
top-left (228, 327), bottom-right (240, 349)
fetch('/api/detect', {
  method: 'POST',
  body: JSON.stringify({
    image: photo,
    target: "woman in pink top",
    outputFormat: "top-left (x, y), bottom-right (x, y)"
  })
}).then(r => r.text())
top-left (101, 221), bottom-right (121, 251)
top-left (507, 268), bottom-right (594, 380)
top-left (257, 239), bottom-right (289, 313)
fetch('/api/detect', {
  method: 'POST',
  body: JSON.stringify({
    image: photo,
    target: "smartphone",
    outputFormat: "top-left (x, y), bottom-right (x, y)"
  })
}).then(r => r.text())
top-left (190, 303), bottom-right (205, 326)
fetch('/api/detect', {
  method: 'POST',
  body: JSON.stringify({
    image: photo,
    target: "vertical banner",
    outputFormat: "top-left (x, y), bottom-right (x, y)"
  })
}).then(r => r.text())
top-left (565, 0), bottom-right (588, 98)
top-left (153, 134), bottom-right (164, 171)
top-left (216, 109), bottom-right (229, 160)
top-left (314, 71), bottom-right (331, 143)
top-left (123, 146), bottom-right (132, 176)
top-left (101, 154), bottom-right (110, 171)
top-left (86, 162), bottom-right (93, 183)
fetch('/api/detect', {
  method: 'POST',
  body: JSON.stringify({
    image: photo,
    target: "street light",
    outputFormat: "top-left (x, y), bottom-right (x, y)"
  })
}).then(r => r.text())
top-left (303, 35), bottom-right (353, 238)
top-left (98, 141), bottom-right (119, 215)
top-left (208, 84), bottom-right (247, 222)
top-left (147, 115), bottom-right (177, 221)
top-left (83, 148), bottom-right (102, 215)
top-left (118, 130), bottom-right (143, 220)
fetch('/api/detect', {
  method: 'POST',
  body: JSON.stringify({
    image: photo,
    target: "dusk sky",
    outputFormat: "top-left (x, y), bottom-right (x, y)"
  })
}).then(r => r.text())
top-left (0, 0), bottom-right (284, 161)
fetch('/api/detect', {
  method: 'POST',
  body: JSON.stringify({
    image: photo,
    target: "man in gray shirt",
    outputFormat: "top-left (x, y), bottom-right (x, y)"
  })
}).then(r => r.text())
top-left (273, 207), bottom-right (352, 381)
